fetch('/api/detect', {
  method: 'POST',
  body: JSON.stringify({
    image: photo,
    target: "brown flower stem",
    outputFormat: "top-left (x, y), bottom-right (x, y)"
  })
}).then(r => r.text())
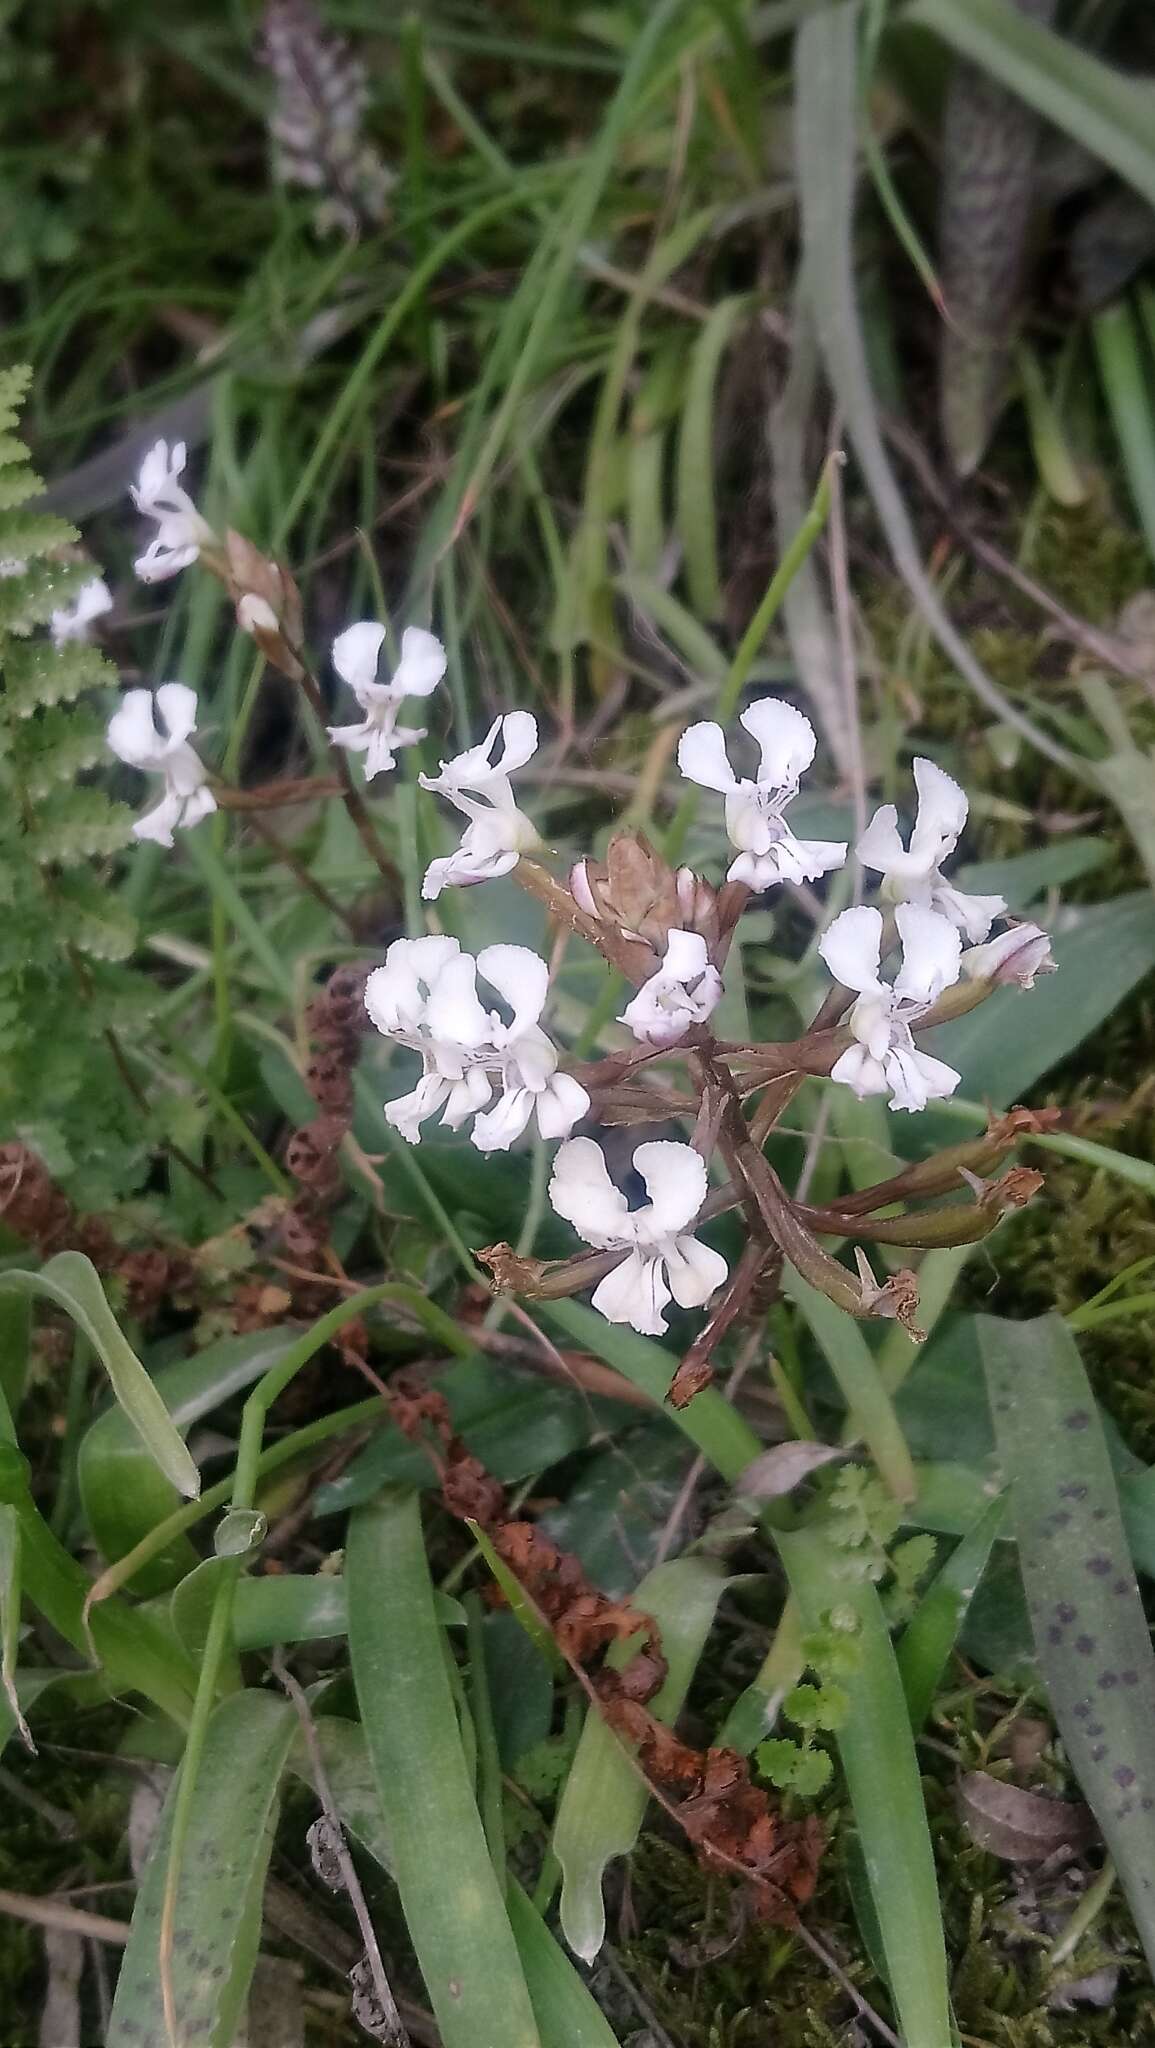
top-left (241, 809), bottom-right (359, 939)
top-left (289, 650), bottom-right (401, 893)
top-left (669, 1239), bottom-right (774, 1409)
top-left (212, 776), bottom-right (342, 810)
top-left (797, 1198), bottom-right (1006, 1250)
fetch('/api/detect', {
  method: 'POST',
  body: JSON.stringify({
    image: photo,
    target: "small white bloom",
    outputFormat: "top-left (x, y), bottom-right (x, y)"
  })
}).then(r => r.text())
top-left (619, 929), bottom-right (723, 1047)
top-left (420, 711), bottom-right (539, 899)
top-left (962, 920), bottom-right (1054, 989)
top-left (106, 683), bottom-right (217, 847)
top-left (677, 698), bottom-right (847, 891)
top-left (327, 622), bottom-right (446, 780)
top-left (548, 1137), bottom-right (728, 1337)
top-left (364, 934), bottom-right (588, 1151)
top-left (50, 574), bottom-right (113, 646)
top-left (819, 902), bottom-right (963, 1113)
top-left (856, 758), bottom-right (1005, 943)
top-left (131, 440), bottom-right (215, 584)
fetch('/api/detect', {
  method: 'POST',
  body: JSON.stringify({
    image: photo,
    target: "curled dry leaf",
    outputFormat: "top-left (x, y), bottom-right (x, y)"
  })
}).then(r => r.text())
top-left (735, 1440), bottom-right (849, 1501)
top-left (958, 1771), bottom-right (1098, 1865)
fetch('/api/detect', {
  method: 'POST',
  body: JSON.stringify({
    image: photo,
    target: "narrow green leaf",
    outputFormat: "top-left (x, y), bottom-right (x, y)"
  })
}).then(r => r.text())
top-left (676, 295), bottom-right (750, 617)
top-left (0, 1253), bottom-right (198, 1499)
top-left (0, 1505), bottom-right (31, 1750)
top-left (108, 1690), bottom-right (296, 2048)
top-left (507, 1882), bottom-right (622, 2048)
top-left (783, 1268), bottom-right (917, 1502)
top-left (778, 1525), bottom-right (953, 2048)
top-left (553, 1557), bottom-right (726, 1961)
top-left (896, 1495), bottom-right (1006, 1730)
top-left (78, 1328), bottom-right (296, 1593)
top-left (0, 1293), bottom-right (30, 1415)
top-left (347, 1488), bottom-right (542, 2048)
top-left (538, 1297), bottom-right (762, 1482)
top-left (980, 1313), bottom-right (1155, 1975)
top-left (1093, 298), bottom-right (1155, 567)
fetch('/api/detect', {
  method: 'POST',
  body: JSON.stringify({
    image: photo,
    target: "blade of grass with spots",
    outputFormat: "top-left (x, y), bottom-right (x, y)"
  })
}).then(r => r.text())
top-left (980, 1312), bottom-right (1155, 1974)
top-left (347, 1486), bottom-right (542, 2048)
top-left (107, 1689), bottom-right (296, 2048)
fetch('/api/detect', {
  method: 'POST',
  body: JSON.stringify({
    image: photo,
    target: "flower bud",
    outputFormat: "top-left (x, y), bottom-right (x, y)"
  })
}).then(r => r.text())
top-left (962, 921), bottom-right (1054, 989)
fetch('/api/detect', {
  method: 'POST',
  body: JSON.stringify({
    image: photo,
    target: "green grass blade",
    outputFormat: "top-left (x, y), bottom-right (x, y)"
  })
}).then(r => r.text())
top-left (777, 1525), bottom-right (953, 2048)
top-left (0, 1254), bottom-right (199, 1500)
top-left (0, 1506), bottom-right (31, 1750)
top-left (896, 1495), bottom-right (1006, 1730)
top-left (538, 1297), bottom-right (761, 1481)
top-left (507, 1883), bottom-right (622, 2048)
top-left (347, 1487), bottom-right (543, 2048)
top-left (676, 294), bottom-right (751, 618)
top-left (783, 1268), bottom-right (918, 1502)
top-left (553, 1556), bottom-right (726, 1961)
top-left (980, 1313), bottom-right (1155, 1976)
top-left (907, 0), bottom-right (1155, 211)
top-left (1093, 297), bottom-right (1155, 565)
top-left (108, 1690), bottom-right (296, 2048)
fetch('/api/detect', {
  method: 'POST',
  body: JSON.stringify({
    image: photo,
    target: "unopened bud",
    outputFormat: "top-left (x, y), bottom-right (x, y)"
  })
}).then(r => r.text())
top-left (962, 921), bottom-right (1054, 989)
top-left (569, 859), bottom-right (598, 918)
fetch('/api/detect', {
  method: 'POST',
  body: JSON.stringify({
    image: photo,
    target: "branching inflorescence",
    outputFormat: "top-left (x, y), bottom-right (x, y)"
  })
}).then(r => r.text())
top-left (99, 439), bottom-right (1055, 1398)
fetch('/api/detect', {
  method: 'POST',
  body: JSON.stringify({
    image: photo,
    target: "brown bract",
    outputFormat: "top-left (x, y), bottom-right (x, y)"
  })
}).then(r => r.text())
top-left (222, 528), bottom-right (306, 682)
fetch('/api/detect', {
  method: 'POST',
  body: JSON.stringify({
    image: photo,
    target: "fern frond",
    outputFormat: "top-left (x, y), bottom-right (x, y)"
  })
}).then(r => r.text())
top-left (0, 364), bottom-right (33, 424)
top-left (51, 873), bottom-right (139, 961)
top-left (26, 786), bottom-right (135, 866)
top-left (5, 636), bottom-right (114, 714)
top-left (12, 703), bottom-right (107, 795)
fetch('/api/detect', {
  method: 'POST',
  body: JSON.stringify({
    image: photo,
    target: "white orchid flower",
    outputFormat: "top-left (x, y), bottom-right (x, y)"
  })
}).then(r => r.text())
top-left (620, 929), bottom-right (723, 1047)
top-left (677, 698), bottom-right (847, 891)
top-left (548, 1137), bottom-right (728, 1336)
top-left (819, 902), bottom-right (963, 1113)
top-left (365, 935), bottom-right (587, 1151)
top-left (420, 711), bottom-right (539, 899)
top-left (50, 574), bottom-right (113, 646)
top-left (962, 920), bottom-right (1054, 989)
top-left (106, 684), bottom-right (217, 847)
top-left (856, 758), bottom-right (1005, 943)
top-left (328, 622), bottom-right (446, 780)
top-left (131, 441), bottom-right (215, 584)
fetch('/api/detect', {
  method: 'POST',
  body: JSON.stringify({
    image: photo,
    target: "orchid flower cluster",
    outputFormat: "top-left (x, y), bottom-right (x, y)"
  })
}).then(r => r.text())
top-left (94, 442), bottom-right (1055, 1360)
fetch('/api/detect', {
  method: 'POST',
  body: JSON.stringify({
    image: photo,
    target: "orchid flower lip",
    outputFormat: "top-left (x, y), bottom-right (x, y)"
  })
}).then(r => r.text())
top-left (130, 440), bottom-right (214, 585)
top-left (548, 1136), bottom-right (727, 1335)
top-left (619, 927), bottom-right (723, 1047)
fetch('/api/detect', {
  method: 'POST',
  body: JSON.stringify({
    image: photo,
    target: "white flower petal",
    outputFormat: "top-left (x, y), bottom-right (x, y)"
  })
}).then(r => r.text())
top-left (591, 1249), bottom-right (670, 1335)
top-left (664, 1233), bottom-right (728, 1310)
top-left (549, 1137), bottom-right (631, 1248)
top-left (535, 1072), bottom-right (589, 1140)
top-left (50, 575), bottom-right (112, 646)
top-left (180, 785), bottom-right (217, 830)
top-left (910, 756), bottom-right (968, 865)
top-left (929, 882), bottom-right (1006, 945)
top-left (882, 1044), bottom-right (961, 1114)
top-left (819, 905), bottom-right (884, 996)
top-left (384, 1072), bottom-right (451, 1144)
top-left (855, 803), bottom-right (906, 874)
top-left (893, 902), bottom-right (962, 1008)
top-left (676, 721), bottom-right (737, 793)
top-left (962, 921), bottom-right (1054, 988)
top-left (442, 1066), bottom-right (494, 1129)
top-left (739, 698), bottom-right (816, 789)
top-left (332, 621), bottom-right (387, 696)
top-left (131, 791), bottom-right (184, 846)
top-left (392, 625), bottom-right (447, 699)
top-left (477, 943), bottom-right (549, 1038)
top-left (829, 1041), bottom-right (890, 1099)
top-left (470, 1085), bottom-right (536, 1153)
top-left (107, 690), bottom-right (164, 769)
top-left (632, 1140), bottom-right (707, 1237)
top-left (134, 536), bottom-right (200, 584)
top-left (154, 682), bottom-right (200, 748)
top-left (425, 953), bottom-right (492, 1052)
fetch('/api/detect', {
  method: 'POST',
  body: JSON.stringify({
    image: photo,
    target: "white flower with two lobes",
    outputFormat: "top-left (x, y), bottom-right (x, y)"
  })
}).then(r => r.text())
top-left (328, 622), bottom-right (446, 780)
top-left (856, 758), bottom-right (1005, 943)
top-left (106, 685), bottom-right (216, 847)
top-left (131, 441), bottom-right (215, 585)
top-left (677, 698), bottom-right (847, 891)
top-left (549, 1137), bottom-right (728, 1336)
top-left (420, 712), bottom-right (539, 898)
top-left (365, 934), bottom-right (588, 1151)
top-left (819, 901), bottom-right (962, 1113)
